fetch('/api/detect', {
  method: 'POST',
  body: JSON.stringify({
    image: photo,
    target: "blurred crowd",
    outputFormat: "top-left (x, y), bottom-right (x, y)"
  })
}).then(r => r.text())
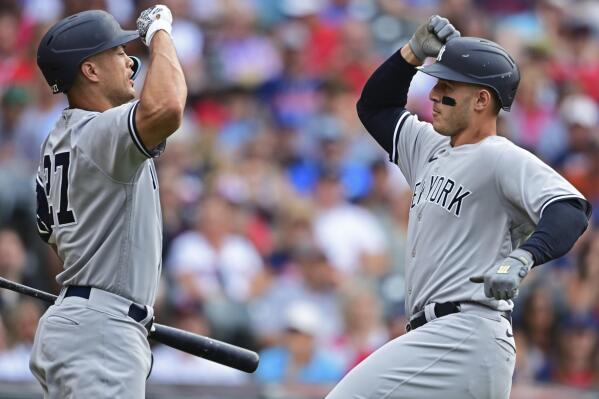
top-left (0, 0), bottom-right (598, 396)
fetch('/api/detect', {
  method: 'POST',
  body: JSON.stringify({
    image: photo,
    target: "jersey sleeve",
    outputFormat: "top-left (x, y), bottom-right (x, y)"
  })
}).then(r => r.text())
top-left (75, 101), bottom-right (165, 182)
top-left (390, 111), bottom-right (447, 188)
top-left (495, 144), bottom-right (589, 225)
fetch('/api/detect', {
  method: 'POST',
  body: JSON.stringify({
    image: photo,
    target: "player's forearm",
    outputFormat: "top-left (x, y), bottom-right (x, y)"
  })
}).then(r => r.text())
top-left (357, 46), bottom-right (419, 113)
top-left (137, 32), bottom-right (187, 149)
top-left (519, 198), bottom-right (591, 266)
top-left (356, 46), bottom-right (419, 153)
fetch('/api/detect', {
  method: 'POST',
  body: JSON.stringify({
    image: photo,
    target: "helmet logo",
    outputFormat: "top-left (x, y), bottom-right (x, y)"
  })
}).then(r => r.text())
top-left (437, 45), bottom-right (446, 62)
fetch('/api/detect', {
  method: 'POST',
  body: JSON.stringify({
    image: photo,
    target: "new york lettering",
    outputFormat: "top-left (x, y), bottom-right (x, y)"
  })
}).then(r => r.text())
top-left (411, 175), bottom-right (471, 217)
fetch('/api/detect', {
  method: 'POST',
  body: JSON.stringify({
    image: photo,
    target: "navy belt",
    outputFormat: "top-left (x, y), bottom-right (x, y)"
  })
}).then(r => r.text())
top-left (407, 302), bottom-right (512, 332)
top-left (64, 286), bottom-right (148, 323)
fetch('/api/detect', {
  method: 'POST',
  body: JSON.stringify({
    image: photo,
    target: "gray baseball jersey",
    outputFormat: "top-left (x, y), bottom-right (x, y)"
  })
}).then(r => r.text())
top-left (389, 111), bottom-right (585, 317)
top-left (35, 100), bottom-right (163, 306)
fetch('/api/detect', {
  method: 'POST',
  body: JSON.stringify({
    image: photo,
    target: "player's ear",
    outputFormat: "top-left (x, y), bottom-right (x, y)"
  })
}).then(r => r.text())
top-left (473, 88), bottom-right (492, 113)
top-left (79, 59), bottom-right (101, 84)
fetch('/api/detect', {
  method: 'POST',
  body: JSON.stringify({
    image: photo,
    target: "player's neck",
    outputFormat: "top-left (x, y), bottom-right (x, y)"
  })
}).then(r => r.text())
top-left (67, 87), bottom-right (115, 112)
top-left (450, 117), bottom-right (497, 147)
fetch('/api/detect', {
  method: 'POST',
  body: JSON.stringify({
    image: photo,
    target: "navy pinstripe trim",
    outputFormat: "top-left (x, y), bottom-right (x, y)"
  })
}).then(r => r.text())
top-left (35, 175), bottom-right (44, 190)
top-left (127, 102), bottom-right (153, 158)
top-left (390, 111), bottom-right (410, 164)
top-left (35, 175), bottom-right (52, 241)
top-left (540, 194), bottom-right (588, 217)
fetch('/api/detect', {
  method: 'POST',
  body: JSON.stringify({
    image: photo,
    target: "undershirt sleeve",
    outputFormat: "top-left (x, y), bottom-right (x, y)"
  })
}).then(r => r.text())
top-left (520, 198), bottom-right (591, 266)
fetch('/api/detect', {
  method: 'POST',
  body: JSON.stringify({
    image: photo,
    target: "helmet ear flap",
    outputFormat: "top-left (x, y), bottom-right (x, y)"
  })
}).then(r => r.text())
top-left (130, 56), bottom-right (141, 81)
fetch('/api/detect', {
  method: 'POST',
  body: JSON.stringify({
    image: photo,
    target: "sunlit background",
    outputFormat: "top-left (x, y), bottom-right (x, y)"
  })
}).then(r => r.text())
top-left (0, 0), bottom-right (598, 398)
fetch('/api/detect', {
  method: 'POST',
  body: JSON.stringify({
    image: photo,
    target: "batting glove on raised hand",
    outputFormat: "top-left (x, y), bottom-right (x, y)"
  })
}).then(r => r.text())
top-left (470, 249), bottom-right (534, 301)
top-left (409, 15), bottom-right (460, 61)
top-left (137, 4), bottom-right (173, 47)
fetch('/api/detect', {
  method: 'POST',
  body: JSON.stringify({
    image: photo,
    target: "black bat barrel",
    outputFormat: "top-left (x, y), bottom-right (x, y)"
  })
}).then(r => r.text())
top-left (150, 324), bottom-right (260, 373)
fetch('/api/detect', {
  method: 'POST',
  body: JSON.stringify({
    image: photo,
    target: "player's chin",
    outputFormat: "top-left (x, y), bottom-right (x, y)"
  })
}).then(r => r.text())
top-left (433, 121), bottom-right (453, 137)
top-left (432, 120), bottom-right (445, 134)
top-left (125, 86), bottom-right (136, 100)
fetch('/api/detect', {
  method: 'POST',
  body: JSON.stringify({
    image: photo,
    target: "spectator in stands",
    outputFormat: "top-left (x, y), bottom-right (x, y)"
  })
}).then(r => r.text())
top-left (558, 95), bottom-right (599, 203)
top-left (312, 167), bottom-right (388, 277)
top-left (166, 194), bottom-right (264, 344)
top-left (0, 5), bottom-right (35, 90)
top-left (0, 299), bottom-right (41, 381)
top-left (0, 86), bottom-right (29, 160)
top-left (250, 240), bottom-right (343, 348)
top-left (256, 301), bottom-right (345, 385)
top-left (553, 313), bottom-right (599, 389)
top-left (213, 2), bottom-right (282, 88)
top-left (360, 160), bottom-right (411, 275)
top-left (0, 229), bottom-right (28, 311)
top-left (332, 283), bottom-right (388, 372)
top-left (516, 284), bottom-right (559, 383)
top-left (567, 233), bottom-right (599, 320)
top-left (535, 93), bottom-right (598, 168)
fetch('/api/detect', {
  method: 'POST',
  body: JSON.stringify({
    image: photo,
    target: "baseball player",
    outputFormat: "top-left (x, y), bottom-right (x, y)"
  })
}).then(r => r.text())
top-left (31, 6), bottom-right (185, 398)
top-left (326, 16), bottom-right (591, 399)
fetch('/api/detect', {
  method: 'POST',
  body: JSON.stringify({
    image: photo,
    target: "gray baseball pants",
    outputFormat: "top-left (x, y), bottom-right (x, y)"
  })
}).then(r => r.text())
top-left (326, 303), bottom-right (515, 399)
top-left (29, 287), bottom-right (154, 399)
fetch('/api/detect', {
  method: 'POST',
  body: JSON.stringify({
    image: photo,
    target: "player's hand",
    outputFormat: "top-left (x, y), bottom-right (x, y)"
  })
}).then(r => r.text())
top-left (409, 15), bottom-right (460, 61)
top-left (137, 4), bottom-right (173, 47)
top-left (469, 249), bottom-right (534, 301)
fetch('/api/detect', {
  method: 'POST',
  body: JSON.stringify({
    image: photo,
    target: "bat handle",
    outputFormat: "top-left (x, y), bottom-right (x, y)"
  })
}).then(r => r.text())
top-left (149, 324), bottom-right (260, 373)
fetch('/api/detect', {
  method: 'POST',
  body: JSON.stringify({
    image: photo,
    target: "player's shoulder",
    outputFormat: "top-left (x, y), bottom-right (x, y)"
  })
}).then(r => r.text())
top-left (487, 135), bottom-right (547, 163)
top-left (60, 108), bottom-right (102, 140)
top-left (72, 101), bottom-right (135, 130)
top-left (481, 135), bottom-right (556, 180)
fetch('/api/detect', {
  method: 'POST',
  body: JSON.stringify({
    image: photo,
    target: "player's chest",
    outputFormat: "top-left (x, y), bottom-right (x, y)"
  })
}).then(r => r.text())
top-left (410, 149), bottom-right (495, 218)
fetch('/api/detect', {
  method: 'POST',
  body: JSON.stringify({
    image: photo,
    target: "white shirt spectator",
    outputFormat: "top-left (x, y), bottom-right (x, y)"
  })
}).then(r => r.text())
top-left (171, 20), bottom-right (204, 66)
top-left (0, 344), bottom-right (34, 381)
top-left (150, 344), bottom-right (248, 385)
top-left (167, 232), bottom-right (263, 303)
top-left (313, 204), bottom-right (387, 274)
top-left (250, 272), bottom-right (343, 345)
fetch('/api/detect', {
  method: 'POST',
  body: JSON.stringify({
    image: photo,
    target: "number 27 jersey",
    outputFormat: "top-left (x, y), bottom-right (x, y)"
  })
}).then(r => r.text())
top-left (35, 100), bottom-right (163, 306)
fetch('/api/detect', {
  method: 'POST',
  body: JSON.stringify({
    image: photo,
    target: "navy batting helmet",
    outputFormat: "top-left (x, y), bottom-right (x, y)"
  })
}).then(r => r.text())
top-left (418, 37), bottom-right (520, 111)
top-left (37, 10), bottom-right (140, 94)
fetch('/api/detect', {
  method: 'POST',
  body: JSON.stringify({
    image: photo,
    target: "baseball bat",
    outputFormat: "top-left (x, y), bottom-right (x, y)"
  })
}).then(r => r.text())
top-left (0, 277), bottom-right (259, 373)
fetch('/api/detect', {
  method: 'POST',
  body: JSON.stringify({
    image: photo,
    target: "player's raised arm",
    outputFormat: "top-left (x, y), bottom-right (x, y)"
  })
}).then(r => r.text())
top-left (135, 5), bottom-right (187, 150)
top-left (356, 16), bottom-right (459, 153)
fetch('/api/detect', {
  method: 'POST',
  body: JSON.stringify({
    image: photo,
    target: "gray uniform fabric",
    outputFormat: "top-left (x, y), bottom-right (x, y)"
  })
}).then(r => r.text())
top-left (327, 111), bottom-right (585, 399)
top-left (30, 288), bottom-right (154, 399)
top-left (326, 303), bottom-right (515, 399)
top-left (35, 100), bottom-right (163, 306)
top-left (30, 100), bottom-right (163, 398)
top-left (391, 111), bottom-right (584, 317)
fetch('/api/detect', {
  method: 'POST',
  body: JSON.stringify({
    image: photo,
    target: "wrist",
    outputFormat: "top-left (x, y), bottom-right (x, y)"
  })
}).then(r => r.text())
top-left (145, 20), bottom-right (172, 46)
top-left (510, 248), bottom-right (534, 273)
top-left (401, 45), bottom-right (423, 66)
top-left (149, 29), bottom-right (171, 47)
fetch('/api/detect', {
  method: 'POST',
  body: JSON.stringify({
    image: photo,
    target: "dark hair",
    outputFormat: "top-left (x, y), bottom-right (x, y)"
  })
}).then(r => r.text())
top-left (491, 90), bottom-right (502, 115)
